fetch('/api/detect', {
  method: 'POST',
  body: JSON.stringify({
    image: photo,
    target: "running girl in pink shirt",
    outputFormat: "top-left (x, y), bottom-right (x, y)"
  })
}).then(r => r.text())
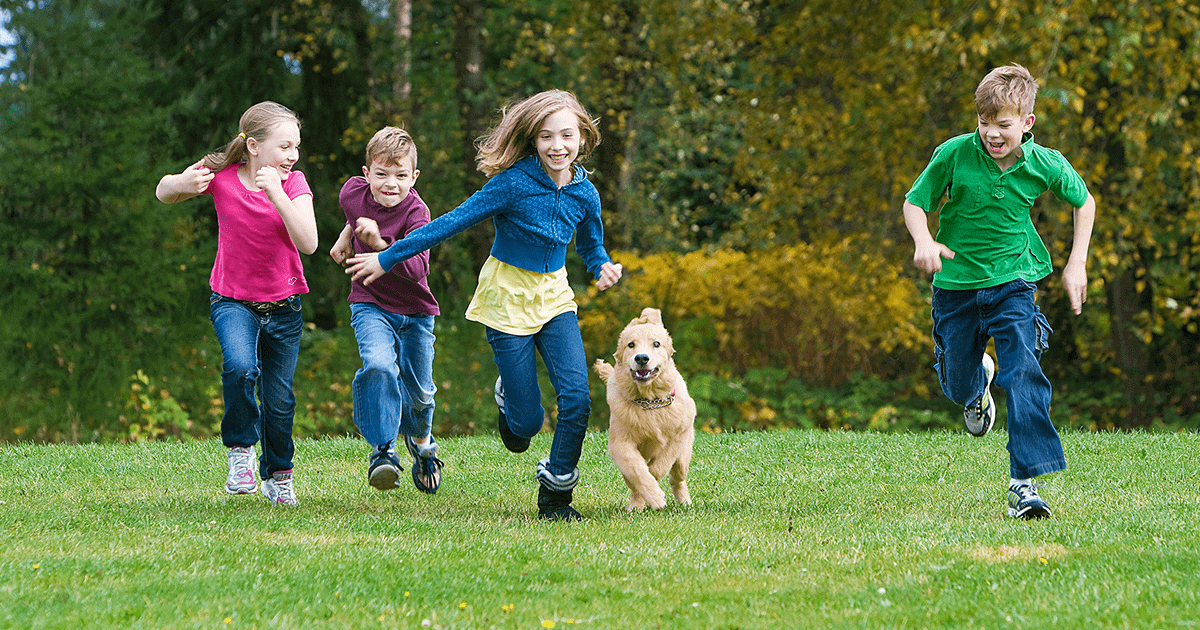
top-left (155, 101), bottom-right (318, 506)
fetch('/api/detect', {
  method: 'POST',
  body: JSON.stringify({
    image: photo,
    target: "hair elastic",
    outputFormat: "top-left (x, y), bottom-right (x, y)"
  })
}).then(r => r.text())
top-left (238, 132), bottom-right (247, 140)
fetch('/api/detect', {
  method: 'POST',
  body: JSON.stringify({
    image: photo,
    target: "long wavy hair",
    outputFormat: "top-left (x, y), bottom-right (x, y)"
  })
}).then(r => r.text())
top-left (475, 90), bottom-right (601, 177)
top-left (201, 101), bottom-right (301, 172)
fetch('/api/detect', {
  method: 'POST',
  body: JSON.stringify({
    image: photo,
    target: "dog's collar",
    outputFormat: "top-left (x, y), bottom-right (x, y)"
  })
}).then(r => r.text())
top-left (634, 389), bottom-right (675, 410)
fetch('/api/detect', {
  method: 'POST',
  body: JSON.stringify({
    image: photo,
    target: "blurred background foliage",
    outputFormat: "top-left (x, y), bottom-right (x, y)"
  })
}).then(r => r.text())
top-left (1, 0), bottom-right (1198, 442)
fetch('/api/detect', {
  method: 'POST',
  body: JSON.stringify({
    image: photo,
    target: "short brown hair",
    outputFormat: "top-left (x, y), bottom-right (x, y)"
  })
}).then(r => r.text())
top-left (365, 127), bottom-right (418, 170)
top-left (975, 64), bottom-right (1038, 118)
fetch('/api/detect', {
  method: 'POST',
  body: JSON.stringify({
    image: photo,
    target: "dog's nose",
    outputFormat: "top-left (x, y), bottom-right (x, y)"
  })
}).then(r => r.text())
top-left (634, 354), bottom-right (649, 366)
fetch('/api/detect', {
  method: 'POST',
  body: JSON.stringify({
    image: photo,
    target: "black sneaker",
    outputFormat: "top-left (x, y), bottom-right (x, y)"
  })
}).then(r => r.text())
top-left (1007, 481), bottom-right (1052, 520)
top-left (405, 436), bottom-right (445, 494)
top-left (368, 441), bottom-right (402, 490)
top-left (537, 485), bottom-right (583, 521)
top-left (495, 377), bottom-right (530, 453)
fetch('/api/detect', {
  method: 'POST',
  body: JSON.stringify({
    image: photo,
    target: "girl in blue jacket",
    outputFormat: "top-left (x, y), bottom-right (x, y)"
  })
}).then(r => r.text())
top-left (346, 90), bottom-right (623, 520)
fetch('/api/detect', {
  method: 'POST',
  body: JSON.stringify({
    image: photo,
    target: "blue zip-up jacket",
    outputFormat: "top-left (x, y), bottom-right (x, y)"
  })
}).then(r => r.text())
top-left (377, 156), bottom-right (612, 279)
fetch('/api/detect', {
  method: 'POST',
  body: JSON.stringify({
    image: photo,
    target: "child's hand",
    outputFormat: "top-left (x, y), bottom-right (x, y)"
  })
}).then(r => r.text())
top-left (913, 241), bottom-right (956, 274)
top-left (345, 252), bottom-right (386, 286)
top-left (354, 217), bottom-right (388, 251)
top-left (1063, 262), bottom-right (1087, 315)
top-left (254, 166), bottom-right (284, 195)
top-left (182, 160), bottom-right (214, 194)
top-left (329, 237), bottom-right (354, 266)
top-left (597, 261), bottom-right (623, 291)
top-left (156, 160), bottom-right (214, 203)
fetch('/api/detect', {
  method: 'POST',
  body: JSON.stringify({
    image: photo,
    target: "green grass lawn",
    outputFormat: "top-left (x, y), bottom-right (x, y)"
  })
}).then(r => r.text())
top-left (1, 430), bottom-right (1198, 629)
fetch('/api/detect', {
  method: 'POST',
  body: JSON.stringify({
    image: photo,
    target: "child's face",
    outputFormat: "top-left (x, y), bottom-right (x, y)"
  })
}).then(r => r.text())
top-left (977, 107), bottom-right (1035, 166)
top-left (362, 157), bottom-right (419, 208)
top-left (533, 109), bottom-right (582, 185)
top-left (248, 120), bottom-right (301, 181)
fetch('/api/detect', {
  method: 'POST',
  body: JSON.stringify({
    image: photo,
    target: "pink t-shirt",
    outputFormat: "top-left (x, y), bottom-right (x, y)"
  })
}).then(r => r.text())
top-left (204, 165), bottom-right (312, 301)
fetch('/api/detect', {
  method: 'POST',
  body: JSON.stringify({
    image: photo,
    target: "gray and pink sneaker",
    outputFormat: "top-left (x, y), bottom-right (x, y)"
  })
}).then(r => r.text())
top-left (225, 446), bottom-right (258, 495)
top-left (262, 470), bottom-right (298, 506)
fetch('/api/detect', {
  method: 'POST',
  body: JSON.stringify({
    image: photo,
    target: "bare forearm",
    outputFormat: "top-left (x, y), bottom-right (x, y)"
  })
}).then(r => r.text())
top-left (902, 200), bottom-right (937, 248)
top-left (1065, 193), bottom-right (1096, 270)
top-left (156, 174), bottom-right (196, 204)
top-left (269, 191), bottom-right (318, 255)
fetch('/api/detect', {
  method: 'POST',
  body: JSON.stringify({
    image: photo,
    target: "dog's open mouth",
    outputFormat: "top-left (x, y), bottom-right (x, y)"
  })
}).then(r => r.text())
top-left (631, 367), bottom-right (660, 382)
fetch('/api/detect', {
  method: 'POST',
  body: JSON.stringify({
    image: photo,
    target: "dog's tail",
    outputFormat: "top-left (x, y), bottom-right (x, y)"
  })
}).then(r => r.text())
top-left (593, 359), bottom-right (614, 383)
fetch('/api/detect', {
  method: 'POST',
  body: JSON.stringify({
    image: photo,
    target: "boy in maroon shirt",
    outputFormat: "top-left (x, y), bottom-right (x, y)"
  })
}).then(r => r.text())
top-left (330, 127), bottom-right (444, 494)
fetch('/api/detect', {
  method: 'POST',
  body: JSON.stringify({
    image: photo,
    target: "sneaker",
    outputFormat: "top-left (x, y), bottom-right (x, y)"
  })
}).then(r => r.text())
top-left (262, 470), bottom-right (299, 506)
top-left (225, 446), bottom-right (258, 495)
top-left (495, 377), bottom-right (530, 453)
top-left (368, 441), bottom-right (402, 491)
top-left (1007, 481), bottom-right (1051, 520)
top-left (405, 436), bottom-right (445, 494)
top-left (537, 485), bottom-right (583, 521)
top-left (964, 354), bottom-right (996, 437)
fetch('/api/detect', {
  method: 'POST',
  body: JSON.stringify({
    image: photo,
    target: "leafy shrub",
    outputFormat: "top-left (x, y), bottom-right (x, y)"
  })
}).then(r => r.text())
top-left (122, 370), bottom-right (217, 442)
top-left (577, 240), bottom-right (930, 386)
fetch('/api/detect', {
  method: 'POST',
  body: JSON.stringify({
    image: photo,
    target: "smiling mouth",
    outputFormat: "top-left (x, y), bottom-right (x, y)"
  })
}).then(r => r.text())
top-left (631, 367), bottom-right (660, 382)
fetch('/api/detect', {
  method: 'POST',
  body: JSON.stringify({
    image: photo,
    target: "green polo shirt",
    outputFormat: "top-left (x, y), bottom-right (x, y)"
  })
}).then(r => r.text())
top-left (905, 132), bottom-right (1089, 290)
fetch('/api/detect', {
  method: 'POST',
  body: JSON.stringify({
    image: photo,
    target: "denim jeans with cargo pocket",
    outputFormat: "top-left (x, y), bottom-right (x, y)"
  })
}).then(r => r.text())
top-left (931, 279), bottom-right (1065, 479)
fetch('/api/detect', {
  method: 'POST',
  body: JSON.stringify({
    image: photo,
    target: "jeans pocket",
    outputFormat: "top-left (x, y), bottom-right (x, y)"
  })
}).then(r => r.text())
top-left (1033, 308), bottom-right (1053, 354)
top-left (930, 312), bottom-right (948, 387)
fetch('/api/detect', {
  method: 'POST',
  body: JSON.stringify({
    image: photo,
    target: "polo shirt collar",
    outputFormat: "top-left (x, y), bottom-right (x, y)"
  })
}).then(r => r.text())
top-left (972, 131), bottom-right (1036, 168)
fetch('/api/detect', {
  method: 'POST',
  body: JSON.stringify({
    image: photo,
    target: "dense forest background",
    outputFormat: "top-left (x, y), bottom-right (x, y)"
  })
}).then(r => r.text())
top-left (2, 0), bottom-right (1198, 443)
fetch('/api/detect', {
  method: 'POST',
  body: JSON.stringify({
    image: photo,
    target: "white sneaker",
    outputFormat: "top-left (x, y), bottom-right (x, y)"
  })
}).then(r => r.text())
top-left (225, 446), bottom-right (258, 494)
top-left (262, 470), bottom-right (299, 506)
top-left (964, 354), bottom-right (996, 437)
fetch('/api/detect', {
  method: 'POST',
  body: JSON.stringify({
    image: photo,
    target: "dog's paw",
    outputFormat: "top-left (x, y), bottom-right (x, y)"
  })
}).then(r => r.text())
top-left (593, 359), bottom-right (614, 382)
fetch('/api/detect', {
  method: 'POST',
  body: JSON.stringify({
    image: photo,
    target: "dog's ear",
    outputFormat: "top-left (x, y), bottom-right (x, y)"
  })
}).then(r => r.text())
top-left (613, 331), bottom-right (628, 363)
top-left (662, 329), bottom-right (675, 358)
top-left (638, 307), bottom-right (663, 326)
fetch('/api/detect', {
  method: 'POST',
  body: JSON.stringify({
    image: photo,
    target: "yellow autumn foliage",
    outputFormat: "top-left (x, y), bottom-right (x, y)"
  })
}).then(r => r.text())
top-left (577, 240), bottom-right (929, 387)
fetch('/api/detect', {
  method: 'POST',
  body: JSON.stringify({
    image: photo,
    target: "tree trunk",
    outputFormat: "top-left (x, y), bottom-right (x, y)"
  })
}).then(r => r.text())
top-left (1107, 267), bottom-right (1152, 426)
top-left (592, 0), bottom-right (644, 251)
top-left (453, 0), bottom-right (493, 265)
top-left (393, 0), bottom-right (411, 105)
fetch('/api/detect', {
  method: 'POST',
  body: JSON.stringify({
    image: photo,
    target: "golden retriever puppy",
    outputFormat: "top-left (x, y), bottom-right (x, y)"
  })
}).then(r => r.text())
top-left (594, 307), bottom-right (696, 511)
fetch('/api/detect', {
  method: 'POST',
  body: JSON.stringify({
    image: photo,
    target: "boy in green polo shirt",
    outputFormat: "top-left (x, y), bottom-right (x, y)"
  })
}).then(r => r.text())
top-left (902, 64), bottom-right (1096, 520)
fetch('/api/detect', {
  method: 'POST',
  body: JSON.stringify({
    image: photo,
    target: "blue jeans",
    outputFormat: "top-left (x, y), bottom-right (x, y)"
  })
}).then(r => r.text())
top-left (209, 292), bottom-right (304, 479)
top-left (486, 312), bottom-right (590, 477)
top-left (931, 279), bottom-right (1064, 479)
top-left (350, 303), bottom-right (437, 448)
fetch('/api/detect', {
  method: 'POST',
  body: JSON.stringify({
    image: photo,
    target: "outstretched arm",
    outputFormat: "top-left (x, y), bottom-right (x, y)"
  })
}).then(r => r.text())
top-left (1062, 193), bottom-right (1096, 315)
